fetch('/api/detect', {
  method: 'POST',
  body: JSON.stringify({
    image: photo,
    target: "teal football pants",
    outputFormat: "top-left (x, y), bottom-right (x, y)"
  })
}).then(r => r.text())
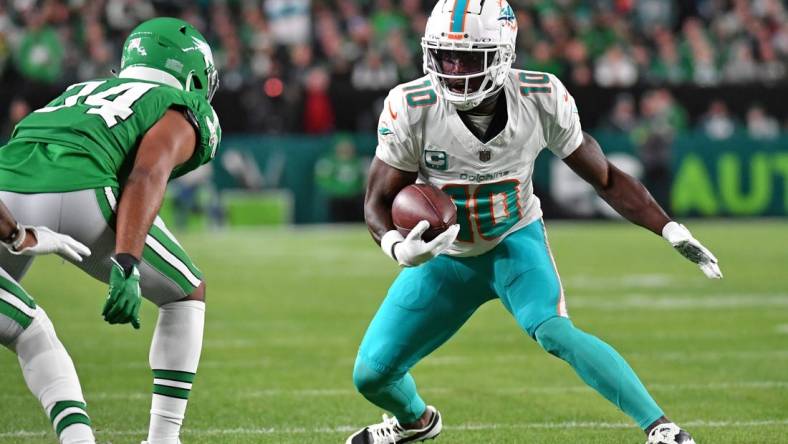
top-left (353, 219), bottom-right (664, 429)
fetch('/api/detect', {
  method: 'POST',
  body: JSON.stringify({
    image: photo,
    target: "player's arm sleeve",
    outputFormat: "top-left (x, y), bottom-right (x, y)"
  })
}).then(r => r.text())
top-left (374, 91), bottom-right (420, 172)
top-left (543, 74), bottom-right (583, 159)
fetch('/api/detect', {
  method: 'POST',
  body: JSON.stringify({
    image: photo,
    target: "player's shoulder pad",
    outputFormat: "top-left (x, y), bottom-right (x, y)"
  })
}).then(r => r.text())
top-left (148, 85), bottom-right (221, 161)
top-left (182, 93), bottom-right (222, 161)
top-left (378, 75), bottom-right (435, 141)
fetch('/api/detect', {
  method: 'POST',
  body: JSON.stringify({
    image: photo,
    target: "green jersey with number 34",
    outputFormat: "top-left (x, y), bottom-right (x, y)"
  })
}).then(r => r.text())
top-left (0, 76), bottom-right (221, 193)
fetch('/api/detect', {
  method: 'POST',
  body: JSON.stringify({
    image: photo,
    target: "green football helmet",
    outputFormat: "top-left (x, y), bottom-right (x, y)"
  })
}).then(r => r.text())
top-left (120, 17), bottom-right (218, 101)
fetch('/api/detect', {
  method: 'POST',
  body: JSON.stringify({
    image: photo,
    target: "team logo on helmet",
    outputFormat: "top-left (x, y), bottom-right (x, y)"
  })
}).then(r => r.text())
top-left (498, 5), bottom-right (516, 30)
top-left (127, 38), bottom-right (147, 56)
top-left (190, 37), bottom-right (215, 67)
top-left (498, 5), bottom-right (515, 22)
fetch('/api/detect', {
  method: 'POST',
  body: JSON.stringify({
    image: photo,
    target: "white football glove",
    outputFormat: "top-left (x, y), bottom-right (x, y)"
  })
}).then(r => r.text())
top-left (662, 221), bottom-right (721, 279)
top-left (381, 220), bottom-right (460, 267)
top-left (7, 226), bottom-right (91, 262)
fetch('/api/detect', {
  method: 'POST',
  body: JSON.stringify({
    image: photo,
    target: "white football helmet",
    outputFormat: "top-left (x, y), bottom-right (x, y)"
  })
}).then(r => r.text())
top-left (422, 0), bottom-right (518, 110)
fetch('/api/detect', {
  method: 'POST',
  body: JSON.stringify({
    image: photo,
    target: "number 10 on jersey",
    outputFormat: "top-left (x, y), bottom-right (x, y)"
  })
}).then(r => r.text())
top-left (443, 180), bottom-right (523, 242)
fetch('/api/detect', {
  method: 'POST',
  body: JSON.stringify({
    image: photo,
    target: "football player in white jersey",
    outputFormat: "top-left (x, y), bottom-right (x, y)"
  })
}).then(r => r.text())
top-left (345, 1), bottom-right (721, 444)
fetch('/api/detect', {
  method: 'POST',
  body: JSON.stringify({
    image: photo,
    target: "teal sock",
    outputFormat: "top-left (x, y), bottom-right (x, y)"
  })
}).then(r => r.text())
top-left (353, 357), bottom-right (427, 424)
top-left (535, 317), bottom-right (664, 429)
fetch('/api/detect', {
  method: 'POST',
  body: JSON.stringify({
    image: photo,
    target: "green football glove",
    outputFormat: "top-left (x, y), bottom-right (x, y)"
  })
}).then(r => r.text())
top-left (102, 256), bottom-right (142, 329)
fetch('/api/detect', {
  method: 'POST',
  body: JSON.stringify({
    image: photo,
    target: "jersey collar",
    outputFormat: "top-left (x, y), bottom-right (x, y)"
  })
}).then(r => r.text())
top-left (446, 73), bottom-right (517, 149)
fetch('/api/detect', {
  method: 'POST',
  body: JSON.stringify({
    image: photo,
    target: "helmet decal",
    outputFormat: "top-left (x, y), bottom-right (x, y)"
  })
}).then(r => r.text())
top-left (126, 38), bottom-right (147, 56)
top-left (190, 36), bottom-right (215, 67)
top-left (498, 5), bottom-right (515, 24)
top-left (165, 58), bottom-right (184, 74)
top-left (450, 0), bottom-right (470, 33)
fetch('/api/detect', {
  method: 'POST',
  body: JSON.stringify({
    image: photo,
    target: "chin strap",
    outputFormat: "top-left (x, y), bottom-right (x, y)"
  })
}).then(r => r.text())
top-left (450, 82), bottom-right (506, 111)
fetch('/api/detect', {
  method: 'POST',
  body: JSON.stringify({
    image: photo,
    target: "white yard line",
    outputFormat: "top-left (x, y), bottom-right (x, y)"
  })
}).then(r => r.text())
top-left (566, 274), bottom-right (681, 289)
top-left (1, 380), bottom-right (784, 402)
top-left (63, 348), bottom-right (788, 371)
top-left (418, 349), bottom-right (788, 366)
top-left (569, 293), bottom-right (788, 310)
top-left (2, 418), bottom-right (787, 438)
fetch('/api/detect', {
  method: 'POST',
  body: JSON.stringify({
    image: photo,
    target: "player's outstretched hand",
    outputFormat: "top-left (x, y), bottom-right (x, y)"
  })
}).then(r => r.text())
top-left (662, 221), bottom-right (722, 279)
top-left (102, 258), bottom-right (142, 329)
top-left (393, 220), bottom-right (460, 267)
top-left (8, 226), bottom-right (91, 262)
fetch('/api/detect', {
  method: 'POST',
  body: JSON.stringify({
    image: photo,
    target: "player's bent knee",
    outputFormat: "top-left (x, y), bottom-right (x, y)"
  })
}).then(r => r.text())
top-left (352, 356), bottom-right (398, 395)
top-left (0, 315), bottom-right (25, 349)
top-left (534, 316), bottom-right (577, 357)
top-left (12, 307), bottom-right (58, 357)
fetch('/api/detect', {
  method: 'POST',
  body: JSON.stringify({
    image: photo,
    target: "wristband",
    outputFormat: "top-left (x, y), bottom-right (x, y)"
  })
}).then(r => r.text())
top-left (114, 253), bottom-right (140, 278)
top-left (380, 230), bottom-right (404, 262)
top-left (661, 221), bottom-right (687, 244)
top-left (1, 222), bottom-right (26, 252)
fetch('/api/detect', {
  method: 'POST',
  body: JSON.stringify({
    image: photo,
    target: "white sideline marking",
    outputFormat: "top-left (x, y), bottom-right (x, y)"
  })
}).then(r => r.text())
top-left (1, 380), bottom-right (784, 403)
top-left (1, 418), bottom-right (787, 438)
top-left (239, 381), bottom-right (788, 398)
top-left (492, 381), bottom-right (788, 395)
top-left (570, 293), bottom-right (788, 310)
top-left (775, 324), bottom-right (788, 334)
top-left (626, 350), bottom-right (788, 361)
top-left (203, 339), bottom-right (257, 348)
top-left (419, 350), bottom-right (788, 366)
top-left (65, 348), bottom-right (788, 371)
top-left (566, 274), bottom-right (680, 289)
top-left (69, 359), bottom-right (273, 370)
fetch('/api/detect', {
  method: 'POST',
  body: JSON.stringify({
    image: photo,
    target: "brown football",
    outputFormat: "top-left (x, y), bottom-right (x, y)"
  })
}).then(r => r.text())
top-left (392, 183), bottom-right (457, 242)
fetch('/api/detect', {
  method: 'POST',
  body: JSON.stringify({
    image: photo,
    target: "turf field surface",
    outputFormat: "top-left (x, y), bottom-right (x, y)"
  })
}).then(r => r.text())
top-left (0, 220), bottom-right (786, 443)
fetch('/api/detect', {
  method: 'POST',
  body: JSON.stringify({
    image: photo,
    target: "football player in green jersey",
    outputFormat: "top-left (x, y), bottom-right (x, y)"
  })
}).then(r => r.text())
top-left (0, 18), bottom-right (221, 444)
top-left (1, 200), bottom-right (95, 443)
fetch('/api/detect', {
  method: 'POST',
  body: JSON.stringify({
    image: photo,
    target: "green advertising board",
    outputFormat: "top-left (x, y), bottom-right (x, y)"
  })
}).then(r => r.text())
top-left (213, 131), bottom-right (786, 224)
top-left (671, 133), bottom-right (787, 217)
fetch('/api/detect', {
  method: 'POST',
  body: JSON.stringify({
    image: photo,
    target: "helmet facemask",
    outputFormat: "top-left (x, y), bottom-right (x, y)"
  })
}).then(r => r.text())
top-left (422, 39), bottom-right (514, 111)
top-left (187, 64), bottom-right (220, 102)
top-left (206, 65), bottom-right (219, 102)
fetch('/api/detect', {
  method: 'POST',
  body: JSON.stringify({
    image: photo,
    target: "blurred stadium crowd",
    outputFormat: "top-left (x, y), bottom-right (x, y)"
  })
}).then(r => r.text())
top-left (0, 0), bottom-right (786, 137)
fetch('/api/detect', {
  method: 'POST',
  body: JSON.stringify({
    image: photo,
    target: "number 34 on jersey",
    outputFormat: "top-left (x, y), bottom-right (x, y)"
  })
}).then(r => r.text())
top-left (37, 80), bottom-right (158, 128)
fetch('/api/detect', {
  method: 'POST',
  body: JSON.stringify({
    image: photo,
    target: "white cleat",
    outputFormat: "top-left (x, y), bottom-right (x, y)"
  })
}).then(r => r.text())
top-left (646, 422), bottom-right (696, 444)
top-left (345, 405), bottom-right (442, 444)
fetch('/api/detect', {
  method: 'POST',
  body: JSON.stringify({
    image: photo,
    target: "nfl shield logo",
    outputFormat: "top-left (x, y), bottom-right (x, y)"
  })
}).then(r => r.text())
top-left (479, 150), bottom-right (491, 162)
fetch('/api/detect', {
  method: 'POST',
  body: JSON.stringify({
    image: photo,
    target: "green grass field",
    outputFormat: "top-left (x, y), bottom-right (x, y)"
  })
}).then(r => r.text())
top-left (1, 220), bottom-right (786, 443)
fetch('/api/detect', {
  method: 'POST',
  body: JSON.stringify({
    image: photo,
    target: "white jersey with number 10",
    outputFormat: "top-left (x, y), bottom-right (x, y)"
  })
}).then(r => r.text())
top-left (376, 69), bottom-right (583, 257)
